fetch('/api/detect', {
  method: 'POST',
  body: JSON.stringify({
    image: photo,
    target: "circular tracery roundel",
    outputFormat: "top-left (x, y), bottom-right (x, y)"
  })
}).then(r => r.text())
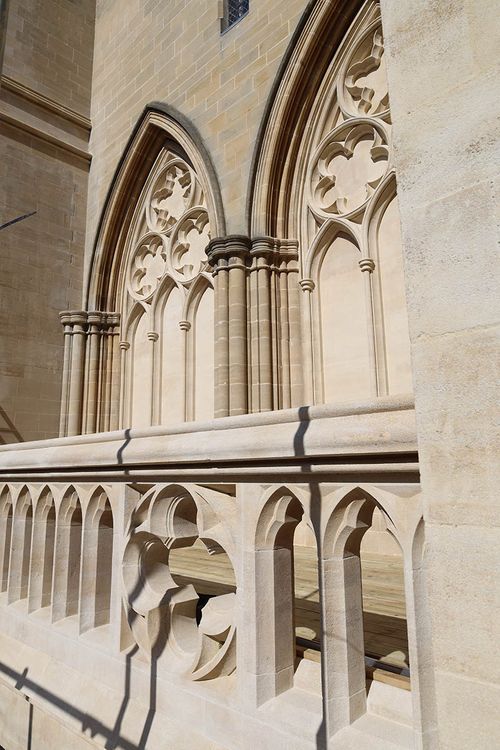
top-left (122, 488), bottom-right (236, 681)
top-left (170, 207), bottom-right (210, 281)
top-left (128, 233), bottom-right (167, 301)
top-left (309, 120), bottom-right (389, 220)
top-left (126, 153), bottom-right (211, 302)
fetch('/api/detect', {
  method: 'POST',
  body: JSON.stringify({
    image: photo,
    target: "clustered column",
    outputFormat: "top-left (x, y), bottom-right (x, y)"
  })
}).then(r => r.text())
top-left (207, 236), bottom-right (250, 417)
top-left (59, 310), bottom-right (121, 437)
top-left (247, 237), bottom-right (301, 411)
top-left (208, 235), bottom-right (303, 416)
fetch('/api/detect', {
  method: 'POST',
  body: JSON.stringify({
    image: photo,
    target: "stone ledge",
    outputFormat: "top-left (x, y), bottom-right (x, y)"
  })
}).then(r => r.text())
top-left (0, 396), bottom-right (417, 478)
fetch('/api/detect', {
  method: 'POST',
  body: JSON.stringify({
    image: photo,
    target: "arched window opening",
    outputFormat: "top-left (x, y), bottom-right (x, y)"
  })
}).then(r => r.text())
top-left (66, 504), bottom-right (82, 618)
top-left (292, 519), bottom-right (321, 688)
top-left (80, 493), bottom-right (115, 634)
top-left (8, 490), bottom-right (33, 604)
top-left (315, 231), bottom-right (371, 403)
top-left (29, 491), bottom-right (56, 612)
top-left (250, 2), bottom-right (413, 409)
top-left (0, 489), bottom-right (13, 593)
top-left (53, 491), bottom-right (83, 623)
top-left (95, 501), bottom-right (114, 627)
top-left (20, 505), bottom-right (33, 599)
top-left (254, 491), bottom-right (322, 703)
top-left (324, 493), bottom-right (413, 733)
top-left (120, 148), bottom-right (215, 429)
top-left (360, 509), bottom-right (410, 695)
top-left (41, 505), bottom-right (56, 608)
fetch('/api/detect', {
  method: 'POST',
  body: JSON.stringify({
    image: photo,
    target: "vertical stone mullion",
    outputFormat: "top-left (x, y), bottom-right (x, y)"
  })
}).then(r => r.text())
top-left (118, 341), bottom-right (130, 428)
top-left (359, 258), bottom-right (380, 397)
top-left (58, 313), bottom-right (74, 437)
top-left (66, 311), bottom-right (88, 437)
top-left (287, 256), bottom-right (302, 407)
top-left (108, 314), bottom-right (121, 431)
top-left (179, 320), bottom-right (192, 421)
top-left (299, 279), bottom-right (315, 404)
top-left (279, 256), bottom-right (291, 409)
top-left (227, 237), bottom-right (249, 416)
top-left (85, 312), bottom-right (103, 434)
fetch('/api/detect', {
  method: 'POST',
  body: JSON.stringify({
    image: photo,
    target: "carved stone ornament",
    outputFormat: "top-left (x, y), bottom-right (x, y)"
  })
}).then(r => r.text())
top-left (169, 208), bottom-right (210, 281)
top-left (146, 159), bottom-right (194, 233)
top-left (309, 121), bottom-right (389, 219)
top-left (122, 488), bottom-right (236, 681)
top-left (343, 25), bottom-right (389, 118)
top-left (128, 233), bottom-right (167, 300)
top-left (127, 155), bottom-right (211, 301)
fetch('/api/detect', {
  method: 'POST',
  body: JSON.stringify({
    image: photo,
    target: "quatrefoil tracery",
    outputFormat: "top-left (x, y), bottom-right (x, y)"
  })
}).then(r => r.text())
top-left (127, 156), bottom-right (211, 301)
top-left (122, 490), bottom-right (236, 682)
top-left (310, 122), bottom-right (389, 220)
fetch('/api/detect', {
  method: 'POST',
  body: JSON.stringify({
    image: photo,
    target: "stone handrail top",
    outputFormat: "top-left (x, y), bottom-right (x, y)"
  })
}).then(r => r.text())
top-left (0, 395), bottom-right (416, 475)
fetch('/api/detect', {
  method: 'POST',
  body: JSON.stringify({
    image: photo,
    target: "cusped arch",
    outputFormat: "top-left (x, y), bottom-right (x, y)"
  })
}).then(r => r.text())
top-left (183, 272), bottom-right (213, 325)
top-left (14, 484), bottom-right (33, 516)
top-left (322, 484), bottom-right (400, 555)
top-left (255, 484), bottom-right (314, 548)
top-left (86, 105), bottom-right (225, 312)
top-left (151, 273), bottom-right (180, 330)
top-left (306, 218), bottom-right (361, 282)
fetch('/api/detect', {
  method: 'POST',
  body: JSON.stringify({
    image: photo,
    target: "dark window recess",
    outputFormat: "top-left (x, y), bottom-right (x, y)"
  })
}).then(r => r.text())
top-left (222, 0), bottom-right (249, 32)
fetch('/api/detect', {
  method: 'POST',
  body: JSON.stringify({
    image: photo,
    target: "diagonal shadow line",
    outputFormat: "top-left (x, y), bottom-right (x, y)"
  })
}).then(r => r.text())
top-left (293, 405), bottom-right (328, 750)
top-left (105, 643), bottom-right (138, 750)
top-left (0, 660), bottom-right (139, 750)
top-left (117, 428), bottom-right (132, 466)
top-left (0, 406), bottom-right (23, 443)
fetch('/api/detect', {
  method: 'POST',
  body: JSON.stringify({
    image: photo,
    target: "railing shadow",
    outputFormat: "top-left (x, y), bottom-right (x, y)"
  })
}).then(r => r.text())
top-left (293, 405), bottom-right (328, 750)
top-left (0, 406), bottom-right (23, 444)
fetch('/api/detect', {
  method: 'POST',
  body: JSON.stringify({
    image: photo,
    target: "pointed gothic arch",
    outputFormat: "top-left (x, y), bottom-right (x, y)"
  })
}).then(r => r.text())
top-left (87, 105), bottom-right (225, 312)
top-left (60, 107), bottom-right (224, 435)
top-left (249, 0), bottom-right (413, 408)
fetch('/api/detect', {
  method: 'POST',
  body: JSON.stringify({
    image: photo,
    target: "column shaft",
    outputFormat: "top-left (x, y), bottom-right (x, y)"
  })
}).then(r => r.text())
top-left (359, 259), bottom-right (379, 397)
top-left (58, 314), bottom-right (73, 437)
top-left (66, 312), bottom-right (87, 437)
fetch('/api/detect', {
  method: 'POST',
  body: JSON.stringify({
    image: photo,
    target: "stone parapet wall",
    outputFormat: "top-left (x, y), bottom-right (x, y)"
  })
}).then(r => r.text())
top-left (0, 406), bottom-right (427, 749)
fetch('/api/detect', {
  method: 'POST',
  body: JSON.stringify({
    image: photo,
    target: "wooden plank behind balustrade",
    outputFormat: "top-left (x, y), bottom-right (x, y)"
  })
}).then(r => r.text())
top-left (169, 543), bottom-right (409, 670)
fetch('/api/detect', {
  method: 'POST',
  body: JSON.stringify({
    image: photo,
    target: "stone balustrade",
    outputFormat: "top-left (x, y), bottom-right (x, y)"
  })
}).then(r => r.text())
top-left (0, 397), bottom-right (435, 750)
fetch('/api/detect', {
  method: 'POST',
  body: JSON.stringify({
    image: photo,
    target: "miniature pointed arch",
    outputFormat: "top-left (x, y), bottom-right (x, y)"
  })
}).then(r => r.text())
top-left (86, 105), bottom-right (226, 312)
top-left (322, 483), bottom-right (400, 554)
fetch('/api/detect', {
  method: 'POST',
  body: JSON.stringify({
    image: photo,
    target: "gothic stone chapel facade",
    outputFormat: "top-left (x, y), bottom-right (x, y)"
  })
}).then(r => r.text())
top-left (0, 1), bottom-right (499, 749)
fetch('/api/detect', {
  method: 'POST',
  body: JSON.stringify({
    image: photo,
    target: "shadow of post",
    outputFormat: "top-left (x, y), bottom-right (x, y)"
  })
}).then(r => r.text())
top-left (293, 405), bottom-right (328, 750)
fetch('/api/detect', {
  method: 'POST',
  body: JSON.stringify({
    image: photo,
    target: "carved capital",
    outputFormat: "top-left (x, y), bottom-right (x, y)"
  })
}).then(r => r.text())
top-left (299, 278), bottom-right (315, 293)
top-left (207, 235), bottom-right (251, 273)
top-left (147, 331), bottom-right (159, 342)
top-left (119, 341), bottom-right (131, 351)
top-left (179, 320), bottom-right (191, 332)
top-left (359, 258), bottom-right (375, 273)
top-left (59, 310), bottom-right (88, 334)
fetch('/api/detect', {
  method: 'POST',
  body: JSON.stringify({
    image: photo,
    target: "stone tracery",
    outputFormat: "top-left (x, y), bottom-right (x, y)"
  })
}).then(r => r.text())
top-left (300, 8), bottom-right (412, 404)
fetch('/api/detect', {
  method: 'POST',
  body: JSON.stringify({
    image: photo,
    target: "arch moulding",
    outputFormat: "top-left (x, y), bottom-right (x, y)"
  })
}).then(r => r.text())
top-left (86, 105), bottom-right (226, 313)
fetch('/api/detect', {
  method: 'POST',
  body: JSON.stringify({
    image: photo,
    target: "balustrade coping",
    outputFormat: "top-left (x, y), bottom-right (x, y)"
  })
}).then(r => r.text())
top-left (0, 395), bottom-right (417, 478)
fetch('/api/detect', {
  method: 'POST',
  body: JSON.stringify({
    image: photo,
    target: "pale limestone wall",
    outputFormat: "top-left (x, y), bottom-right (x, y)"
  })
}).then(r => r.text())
top-left (0, 0), bottom-right (95, 441)
top-left (2, 0), bottom-right (95, 116)
top-left (84, 0), bottom-right (309, 283)
top-left (380, 0), bottom-right (500, 747)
